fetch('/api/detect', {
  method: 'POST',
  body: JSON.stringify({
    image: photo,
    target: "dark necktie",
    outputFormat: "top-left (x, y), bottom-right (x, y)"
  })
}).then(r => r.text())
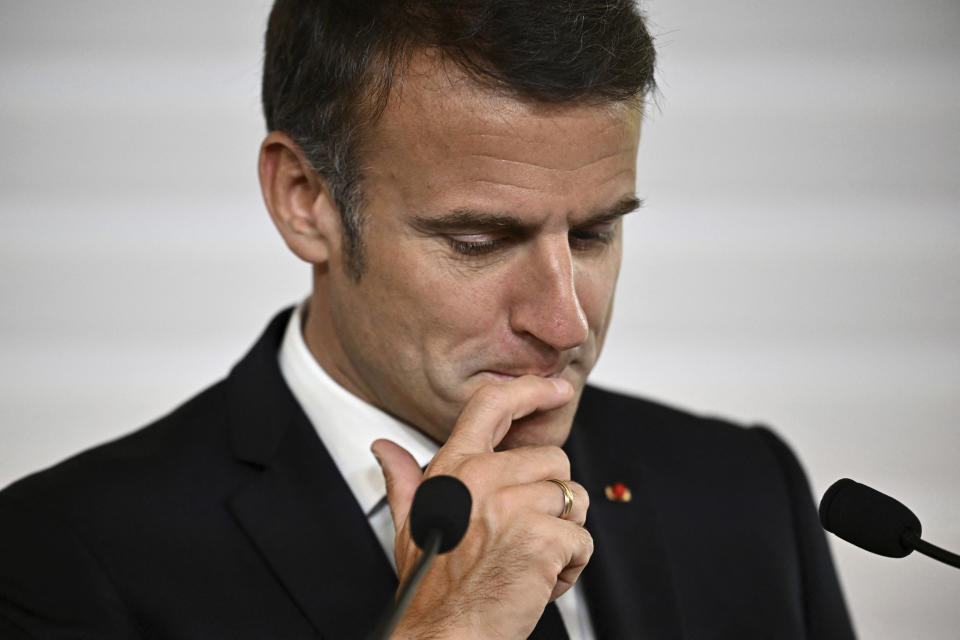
top-left (528, 601), bottom-right (570, 639)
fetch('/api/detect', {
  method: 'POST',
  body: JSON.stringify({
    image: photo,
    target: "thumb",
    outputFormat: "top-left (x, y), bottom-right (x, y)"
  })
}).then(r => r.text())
top-left (371, 438), bottom-right (423, 532)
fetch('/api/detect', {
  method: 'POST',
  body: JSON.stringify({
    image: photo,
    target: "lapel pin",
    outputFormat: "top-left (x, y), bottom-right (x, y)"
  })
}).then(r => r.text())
top-left (604, 481), bottom-right (632, 503)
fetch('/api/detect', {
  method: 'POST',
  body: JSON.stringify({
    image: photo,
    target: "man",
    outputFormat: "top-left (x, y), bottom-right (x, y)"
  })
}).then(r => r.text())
top-left (0, 1), bottom-right (855, 638)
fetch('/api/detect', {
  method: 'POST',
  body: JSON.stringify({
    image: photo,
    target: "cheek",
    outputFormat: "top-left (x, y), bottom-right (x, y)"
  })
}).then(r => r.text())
top-left (381, 250), bottom-right (506, 350)
top-left (576, 257), bottom-right (621, 332)
top-left (430, 279), bottom-right (508, 354)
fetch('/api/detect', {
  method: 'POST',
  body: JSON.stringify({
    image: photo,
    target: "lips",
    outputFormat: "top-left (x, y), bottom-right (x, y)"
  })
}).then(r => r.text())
top-left (479, 365), bottom-right (569, 380)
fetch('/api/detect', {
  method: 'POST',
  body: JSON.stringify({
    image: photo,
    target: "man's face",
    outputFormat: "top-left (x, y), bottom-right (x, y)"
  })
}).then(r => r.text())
top-left (311, 57), bottom-right (641, 448)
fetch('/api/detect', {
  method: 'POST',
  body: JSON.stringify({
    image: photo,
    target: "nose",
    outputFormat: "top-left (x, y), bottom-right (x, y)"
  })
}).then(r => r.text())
top-left (509, 236), bottom-right (590, 352)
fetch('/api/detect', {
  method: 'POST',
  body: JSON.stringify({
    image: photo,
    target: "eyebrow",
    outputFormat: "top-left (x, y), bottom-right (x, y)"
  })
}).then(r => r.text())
top-left (412, 195), bottom-right (644, 234)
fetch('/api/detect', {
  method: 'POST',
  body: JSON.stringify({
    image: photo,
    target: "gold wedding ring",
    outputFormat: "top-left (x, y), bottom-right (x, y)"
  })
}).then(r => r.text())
top-left (547, 478), bottom-right (575, 519)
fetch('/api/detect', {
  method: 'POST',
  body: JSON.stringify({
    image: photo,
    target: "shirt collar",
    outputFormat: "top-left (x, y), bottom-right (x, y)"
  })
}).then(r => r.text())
top-left (278, 300), bottom-right (439, 515)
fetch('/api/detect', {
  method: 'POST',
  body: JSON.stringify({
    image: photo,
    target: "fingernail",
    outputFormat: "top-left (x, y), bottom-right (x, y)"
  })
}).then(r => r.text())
top-left (552, 378), bottom-right (572, 394)
top-left (370, 446), bottom-right (383, 467)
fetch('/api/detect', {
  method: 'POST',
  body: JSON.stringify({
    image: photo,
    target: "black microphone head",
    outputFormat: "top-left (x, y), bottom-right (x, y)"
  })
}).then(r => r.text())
top-left (409, 475), bottom-right (472, 554)
top-left (819, 478), bottom-right (921, 558)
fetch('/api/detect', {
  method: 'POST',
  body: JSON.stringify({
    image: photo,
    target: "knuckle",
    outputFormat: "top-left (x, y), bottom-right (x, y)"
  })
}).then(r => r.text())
top-left (545, 555), bottom-right (566, 580)
top-left (479, 495), bottom-right (504, 531)
top-left (456, 452), bottom-right (495, 485)
top-left (577, 484), bottom-right (590, 510)
top-left (528, 445), bottom-right (569, 477)
top-left (549, 447), bottom-right (571, 477)
top-left (575, 526), bottom-right (594, 554)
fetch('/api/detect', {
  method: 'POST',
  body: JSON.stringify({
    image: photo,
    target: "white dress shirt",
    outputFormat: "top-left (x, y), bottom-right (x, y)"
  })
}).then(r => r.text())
top-left (278, 301), bottom-right (594, 639)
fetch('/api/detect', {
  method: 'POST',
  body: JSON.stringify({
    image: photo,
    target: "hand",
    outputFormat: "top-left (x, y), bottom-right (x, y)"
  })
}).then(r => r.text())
top-left (372, 375), bottom-right (593, 640)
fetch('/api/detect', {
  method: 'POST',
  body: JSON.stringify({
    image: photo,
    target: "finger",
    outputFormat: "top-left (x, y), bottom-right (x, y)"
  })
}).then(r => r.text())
top-left (485, 445), bottom-right (571, 485)
top-left (496, 480), bottom-right (589, 526)
top-left (540, 479), bottom-right (589, 526)
top-left (449, 445), bottom-right (570, 493)
top-left (544, 519), bottom-right (594, 602)
top-left (371, 438), bottom-right (423, 532)
top-left (443, 376), bottom-right (574, 457)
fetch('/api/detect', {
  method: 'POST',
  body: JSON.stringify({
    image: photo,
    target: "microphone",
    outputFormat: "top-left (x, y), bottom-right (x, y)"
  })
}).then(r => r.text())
top-left (370, 475), bottom-right (472, 639)
top-left (819, 478), bottom-right (960, 569)
top-left (410, 474), bottom-right (473, 554)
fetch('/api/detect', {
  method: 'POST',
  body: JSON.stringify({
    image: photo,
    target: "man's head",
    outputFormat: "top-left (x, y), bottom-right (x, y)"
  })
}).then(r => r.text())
top-left (262, 0), bottom-right (655, 277)
top-left (259, 0), bottom-right (656, 447)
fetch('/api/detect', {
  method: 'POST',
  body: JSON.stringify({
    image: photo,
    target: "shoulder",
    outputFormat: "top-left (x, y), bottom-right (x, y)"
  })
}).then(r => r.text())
top-left (574, 383), bottom-right (821, 565)
top-left (0, 378), bottom-right (235, 527)
top-left (577, 382), bottom-right (778, 451)
top-left (574, 383), bottom-right (806, 494)
top-left (0, 378), bottom-right (251, 637)
top-left (575, 388), bottom-right (852, 635)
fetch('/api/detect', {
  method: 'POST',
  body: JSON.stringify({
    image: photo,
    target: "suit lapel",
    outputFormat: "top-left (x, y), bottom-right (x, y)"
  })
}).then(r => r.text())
top-left (567, 406), bottom-right (685, 639)
top-left (224, 310), bottom-right (397, 639)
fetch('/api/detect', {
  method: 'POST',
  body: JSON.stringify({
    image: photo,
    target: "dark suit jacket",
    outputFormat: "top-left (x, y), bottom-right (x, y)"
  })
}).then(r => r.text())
top-left (0, 309), bottom-right (854, 639)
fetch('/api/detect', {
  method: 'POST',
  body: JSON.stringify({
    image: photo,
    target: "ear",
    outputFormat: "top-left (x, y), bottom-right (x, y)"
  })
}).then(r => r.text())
top-left (258, 131), bottom-right (340, 264)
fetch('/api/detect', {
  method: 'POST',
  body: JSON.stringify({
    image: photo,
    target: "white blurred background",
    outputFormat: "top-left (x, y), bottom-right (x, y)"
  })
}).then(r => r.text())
top-left (1, 1), bottom-right (958, 637)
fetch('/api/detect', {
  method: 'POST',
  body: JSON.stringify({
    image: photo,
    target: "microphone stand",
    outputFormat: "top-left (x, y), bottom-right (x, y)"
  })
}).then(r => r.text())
top-left (901, 531), bottom-right (960, 569)
top-left (370, 530), bottom-right (442, 640)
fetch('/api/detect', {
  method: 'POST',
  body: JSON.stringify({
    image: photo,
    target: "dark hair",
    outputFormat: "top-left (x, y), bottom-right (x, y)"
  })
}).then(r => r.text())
top-left (262, 0), bottom-right (656, 277)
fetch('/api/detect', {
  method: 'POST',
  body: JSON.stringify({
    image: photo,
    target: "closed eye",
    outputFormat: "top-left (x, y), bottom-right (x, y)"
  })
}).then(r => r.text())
top-left (447, 235), bottom-right (507, 256)
top-left (569, 222), bottom-right (617, 250)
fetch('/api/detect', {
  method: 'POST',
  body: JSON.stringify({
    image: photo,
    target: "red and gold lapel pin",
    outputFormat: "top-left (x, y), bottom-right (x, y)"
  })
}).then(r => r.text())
top-left (604, 481), bottom-right (632, 502)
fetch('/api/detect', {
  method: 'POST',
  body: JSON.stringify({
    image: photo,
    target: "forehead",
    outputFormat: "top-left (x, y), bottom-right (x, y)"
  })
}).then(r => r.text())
top-left (361, 54), bottom-right (641, 216)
